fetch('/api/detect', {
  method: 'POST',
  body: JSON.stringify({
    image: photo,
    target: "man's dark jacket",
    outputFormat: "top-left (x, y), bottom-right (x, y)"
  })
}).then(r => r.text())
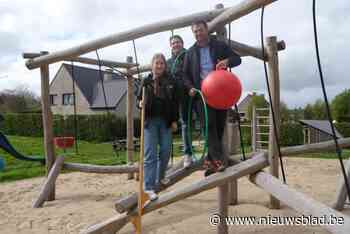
top-left (183, 37), bottom-right (241, 92)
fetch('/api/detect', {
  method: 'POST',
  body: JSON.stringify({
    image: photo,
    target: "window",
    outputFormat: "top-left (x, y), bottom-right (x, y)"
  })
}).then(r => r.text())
top-left (50, 94), bottom-right (57, 105)
top-left (62, 93), bottom-right (74, 105)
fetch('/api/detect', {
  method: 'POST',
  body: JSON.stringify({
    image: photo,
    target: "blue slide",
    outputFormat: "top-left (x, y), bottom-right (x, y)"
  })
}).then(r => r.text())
top-left (0, 132), bottom-right (45, 164)
top-left (0, 157), bottom-right (4, 171)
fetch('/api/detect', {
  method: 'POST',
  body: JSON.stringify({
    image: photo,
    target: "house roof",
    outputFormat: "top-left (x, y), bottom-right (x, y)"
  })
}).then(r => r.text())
top-left (61, 63), bottom-right (127, 108)
top-left (90, 79), bottom-right (127, 109)
top-left (299, 119), bottom-right (343, 138)
top-left (237, 93), bottom-right (253, 111)
top-left (236, 93), bottom-right (269, 112)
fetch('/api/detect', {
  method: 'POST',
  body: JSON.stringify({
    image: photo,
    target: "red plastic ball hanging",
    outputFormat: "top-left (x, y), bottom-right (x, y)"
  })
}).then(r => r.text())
top-left (201, 69), bottom-right (242, 109)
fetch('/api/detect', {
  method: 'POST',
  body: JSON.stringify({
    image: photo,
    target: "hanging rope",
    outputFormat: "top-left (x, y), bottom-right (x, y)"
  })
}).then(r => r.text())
top-left (260, 6), bottom-right (287, 184)
top-left (95, 50), bottom-right (114, 144)
top-left (70, 61), bottom-right (79, 154)
top-left (228, 22), bottom-right (246, 161)
top-left (312, 0), bottom-right (350, 198)
top-left (95, 50), bottom-right (110, 114)
top-left (132, 40), bottom-right (142, 79)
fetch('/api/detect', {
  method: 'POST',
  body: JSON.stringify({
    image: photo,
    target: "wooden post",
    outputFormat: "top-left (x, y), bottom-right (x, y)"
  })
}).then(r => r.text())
top-left (250, 171), bottom-right (350, 234)
top-left (40, 51), bottom-right (56, 201)
top-left (215, 4), bottom-right (229, 234)
top-left (126, 56), bottom-right (134, 180)
top-left (333, 159), bottom-right (350, 210)
top-left (266, 36), bottom-right (280, 209)
top-left (228, 122), bottom-right (239, 206)
top-left (251, 105), bottom-right (257, 152)
top-left (33, 155), bottom-right (65, 208)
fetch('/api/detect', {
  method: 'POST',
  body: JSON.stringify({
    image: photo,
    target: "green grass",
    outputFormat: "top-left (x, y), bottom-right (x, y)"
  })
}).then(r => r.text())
top-left (0, 135), bottom-right (129, 182)
top-left (1, 135), bottom-right (349, 183)
top-left (290, 149), bottom-right (350, 160)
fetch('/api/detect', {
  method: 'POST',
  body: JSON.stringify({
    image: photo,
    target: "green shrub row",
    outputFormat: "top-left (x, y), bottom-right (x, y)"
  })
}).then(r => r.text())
top-left (1, 113), bottom-right (348, 145)
top-left (0, 113), bottom-right (141, 142)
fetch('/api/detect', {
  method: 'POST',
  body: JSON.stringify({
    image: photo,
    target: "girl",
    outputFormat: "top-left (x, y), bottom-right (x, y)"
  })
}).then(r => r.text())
top-left (137, 53), bottom-right (179, 200)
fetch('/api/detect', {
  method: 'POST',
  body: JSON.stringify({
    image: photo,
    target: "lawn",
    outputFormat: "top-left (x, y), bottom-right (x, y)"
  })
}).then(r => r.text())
top-left (0, 135), bottom-right (134, 182)
top-left (0, 135), bottom-right (348, 182)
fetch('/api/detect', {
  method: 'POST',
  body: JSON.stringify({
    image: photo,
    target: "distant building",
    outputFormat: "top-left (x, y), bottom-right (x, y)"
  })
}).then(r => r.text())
top-left (49, 63), bottom-right (139, 117)
top-left (228, 92), bottom-right (268, 122)
top-left (299, 120), bottom-right (343, 144)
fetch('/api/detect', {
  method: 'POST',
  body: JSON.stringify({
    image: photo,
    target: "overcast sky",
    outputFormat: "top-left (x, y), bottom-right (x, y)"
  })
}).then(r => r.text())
top-left (0, 0), bottom-right (349, 108)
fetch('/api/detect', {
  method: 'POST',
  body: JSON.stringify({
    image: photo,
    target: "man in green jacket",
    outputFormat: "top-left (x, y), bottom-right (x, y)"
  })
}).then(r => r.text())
top-left (167, 35), bottom-right (193, 168)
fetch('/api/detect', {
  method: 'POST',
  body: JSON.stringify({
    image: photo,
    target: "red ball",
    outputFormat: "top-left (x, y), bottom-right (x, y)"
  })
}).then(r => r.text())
top-left (201, 70), bottom-right (242, 109)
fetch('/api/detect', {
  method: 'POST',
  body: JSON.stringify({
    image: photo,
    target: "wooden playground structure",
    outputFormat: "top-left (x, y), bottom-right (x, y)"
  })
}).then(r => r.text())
top-left (22, 0), bottom-right (350, 233)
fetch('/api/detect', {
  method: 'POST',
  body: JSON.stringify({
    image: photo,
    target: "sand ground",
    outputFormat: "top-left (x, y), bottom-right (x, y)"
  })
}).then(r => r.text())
top-left (0, 157), bottom-right (349, 234)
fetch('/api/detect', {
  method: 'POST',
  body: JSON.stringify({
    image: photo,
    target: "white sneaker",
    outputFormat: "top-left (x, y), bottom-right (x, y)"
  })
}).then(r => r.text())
top-left (183, 155), bottom-right (192, 168)
top-left (160, 178), bottom-right (170, 185)
top-left (144, 190), bottom-right (158, 201)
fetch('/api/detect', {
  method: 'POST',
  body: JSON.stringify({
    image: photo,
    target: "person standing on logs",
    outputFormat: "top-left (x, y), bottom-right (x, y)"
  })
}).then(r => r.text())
top-left (183, 20), bottom-right (241, 176)
top-left (137, 53), bottom-right (180, 200)
top-left (167, 35), bottom-right (195, 168)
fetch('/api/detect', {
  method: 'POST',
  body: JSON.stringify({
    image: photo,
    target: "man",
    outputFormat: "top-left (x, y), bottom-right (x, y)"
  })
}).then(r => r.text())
top-left (183, 20), bottom-right (241, 175)
top-left (167, 35), bottom-right (193, 168)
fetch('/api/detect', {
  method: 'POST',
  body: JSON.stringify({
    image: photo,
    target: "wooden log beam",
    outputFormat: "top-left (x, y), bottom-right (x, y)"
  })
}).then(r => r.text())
top-left (127, 40), bottom-right (286, 76)
top-left (114, 158), bottom-right (204, 213)
top-left (62, 163), bottom-right (138, 174)
top-left (229, 39), bottom-right (285, 61)
top-left (40, 51), bottom-right (56, 201)
top-left (215, 6), bottom-right (229, 233)
top-left (82, 152), bottom-right (268, 234)
top-left (332, 159), bottom-right (350, 210)
top-left (25, 7), bottom-right (230, 70)
top-left (114, 157), bottom-right (242, 214)
top-left (281, 137), bottom-right (350, 156)
top-left (128, 64), bottom-right (152, 75)
top-left (23, 52), bottom-right (137, 69)
top-left (250, 171), bottom-right (350, 234)
top-left (266, 36), bottom-right (280, 209)
top-left (25, 0), bottom-right (284, 70)
top-left (33, 155), bottom-right (65, 208)
top-left (208, 0), bottom-right (277, 33)
top-left (126, 56), bottom-right (135, 180)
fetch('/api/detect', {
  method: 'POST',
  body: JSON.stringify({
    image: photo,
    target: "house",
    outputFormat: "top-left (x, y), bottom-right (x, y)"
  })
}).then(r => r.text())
top-left (299, 119), bottom-right (343, 144)
top-left (228, 92), bottom-right (268, 122)
top-left (49, 63), bottom-right (139, 117)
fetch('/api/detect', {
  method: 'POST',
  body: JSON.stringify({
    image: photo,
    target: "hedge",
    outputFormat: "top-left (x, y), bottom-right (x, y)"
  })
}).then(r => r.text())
top-left (335, 122), bottom-right (350, 137)
top-left (0, 113), bottom-right (141, 143)
top-left (1, 113), bottom-right (345, 145)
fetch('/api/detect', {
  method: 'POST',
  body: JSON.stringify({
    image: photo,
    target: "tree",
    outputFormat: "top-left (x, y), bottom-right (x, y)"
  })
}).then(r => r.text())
top-left (247, 93), bottom-right (269, 120)
top-left (312, 99), bottom-right (327, 119)
top-left (303, 99), bottom-right (327, 120)
top-left (0, 85), bottom-right (41, 113)
top-left (280, 101), bottom-right (290, 123)
top-left (332, 89), bottom-right (350, 122)
top-left (304, 104), bottom-right (312, 119)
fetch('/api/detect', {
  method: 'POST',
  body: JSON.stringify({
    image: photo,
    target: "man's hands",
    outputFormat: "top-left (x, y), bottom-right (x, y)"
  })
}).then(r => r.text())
top-left (171, 121), bottom-right (178, 132)
top-left (189, 88), bottom-right (196, 97)
top-left (216, 58), bottom-right (229, 70)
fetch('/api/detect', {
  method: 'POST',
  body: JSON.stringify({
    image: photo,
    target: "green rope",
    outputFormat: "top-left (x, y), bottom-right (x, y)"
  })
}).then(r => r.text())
top-left (187, 89), bottom-right (208, 161)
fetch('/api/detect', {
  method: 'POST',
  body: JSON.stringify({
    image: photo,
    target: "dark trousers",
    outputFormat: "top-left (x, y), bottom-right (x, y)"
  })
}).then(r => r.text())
top-left (194, 100), bottom-right (227, 162)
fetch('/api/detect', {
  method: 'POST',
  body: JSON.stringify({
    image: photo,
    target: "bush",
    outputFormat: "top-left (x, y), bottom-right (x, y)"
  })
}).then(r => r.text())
top-left (0, 113), bottom-right (141, 142)
top-left (335, 122), bottom-right (350, 137)
top-left (280, 123), bottom-right (303, 146)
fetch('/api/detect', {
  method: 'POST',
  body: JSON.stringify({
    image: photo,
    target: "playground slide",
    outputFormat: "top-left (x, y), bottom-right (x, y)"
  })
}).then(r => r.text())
top-left (0, 157), bottom-right (4, 171)
top-left (0, 132), bottom-right (45, 164)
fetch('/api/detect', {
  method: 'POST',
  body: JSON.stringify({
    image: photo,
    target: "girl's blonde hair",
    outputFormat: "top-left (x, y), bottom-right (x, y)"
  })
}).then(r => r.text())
top-left (151, 53), bottom-right (167, 72)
